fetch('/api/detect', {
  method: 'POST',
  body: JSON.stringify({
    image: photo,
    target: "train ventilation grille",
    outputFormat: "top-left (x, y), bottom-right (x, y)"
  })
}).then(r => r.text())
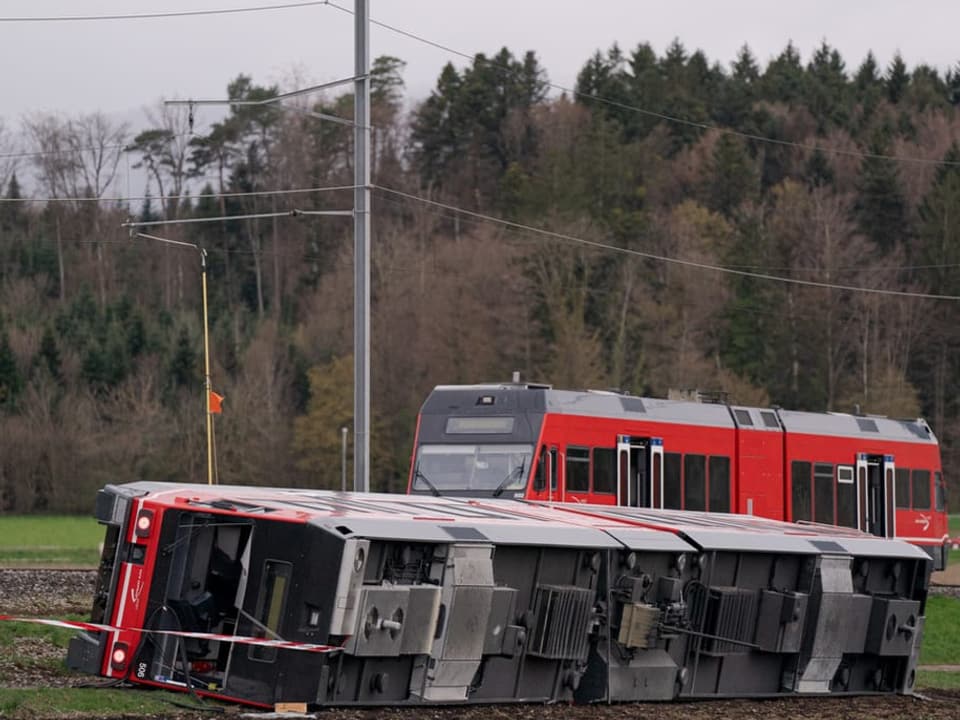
top-left (688, 585), bottom-right (759, 656)
top-left (527, 585), bottom-right (593, 660)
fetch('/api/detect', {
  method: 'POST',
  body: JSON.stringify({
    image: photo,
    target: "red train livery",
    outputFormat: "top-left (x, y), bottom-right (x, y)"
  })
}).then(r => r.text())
top-left (407, 383), bottom-right (949, 569)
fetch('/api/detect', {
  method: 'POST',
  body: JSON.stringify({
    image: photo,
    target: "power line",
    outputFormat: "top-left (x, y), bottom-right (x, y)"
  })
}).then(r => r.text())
top-left (0, 1), bottom-right (328, 23)
top-left (325, 1), bottom-right (960, 169)
top-left (0, 183), bottom-right (359, 204)
top-left (0, 132), bottom-right (196, 160)
top-left (373, 184), bottom-right (960, 301)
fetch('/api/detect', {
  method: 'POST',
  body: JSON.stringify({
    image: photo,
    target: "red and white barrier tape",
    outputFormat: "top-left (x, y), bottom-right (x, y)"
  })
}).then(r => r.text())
top-left (0, 614), bottom-right (342, 654)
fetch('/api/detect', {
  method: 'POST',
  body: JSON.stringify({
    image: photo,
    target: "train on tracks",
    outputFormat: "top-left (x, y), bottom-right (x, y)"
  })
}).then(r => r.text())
top-left (407, 383), bottom-right (950, 568)
top-left (68, 481), bottom-right (930, 709)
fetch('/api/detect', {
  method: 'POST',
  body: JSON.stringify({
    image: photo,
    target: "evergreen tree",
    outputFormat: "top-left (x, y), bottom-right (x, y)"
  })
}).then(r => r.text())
top-left (732, 44), bottom-right (760, 85)
top-left (885, 52), bottom-right (909, 104)
top-left (853, 52), bottom-right (883, 125)
top-left (804, 149), bottom-right (835, 188)
top-left (855, 133), bottom-right (910, 253)
top-left (804, 41), bottom-right (850, 131)
top-left (0, 173), bottom-right (22, 233)
top-left (948, 62), bottom-right (960, 105)
top-left (907, 64), bottom-right (947, 111)
top-left (918, 143), bottom-right (960, 295)
top-left (0, 332), bottom-right (22, 408)
top-left (168, 326), bottom-right (197, 391)
top-left (705, 134), bottom-right (757, 216)
top-left (38, 326), bottom-right (62, 382)
top-left (761, 42), bottom-right (804, 103)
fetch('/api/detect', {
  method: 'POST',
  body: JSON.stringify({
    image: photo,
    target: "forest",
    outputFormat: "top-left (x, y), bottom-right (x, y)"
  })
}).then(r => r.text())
top-left (2, 40), bottom-right (960, 512)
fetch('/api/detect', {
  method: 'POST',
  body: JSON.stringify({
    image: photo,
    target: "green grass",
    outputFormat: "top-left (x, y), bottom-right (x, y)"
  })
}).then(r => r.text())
top-left (0, 688), bottom-right (224, 718)
top-left (916, 670), bottom-right (960, 689)
top-left (0, 515), bottom-right (102, 566)
top-left (920, 595), bottom-right (960, 665)
top-left (0, 617), bottom-right (77, 649)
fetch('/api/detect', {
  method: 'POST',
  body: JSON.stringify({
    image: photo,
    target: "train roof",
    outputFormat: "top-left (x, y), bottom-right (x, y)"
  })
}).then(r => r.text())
top-left (775, 408), bottom-right (937, 444)
top-left (425, 384), bottom-right (938, 444)
top-left (109, 482), bottom-right (926, 561)
top-left (427, 384), bottom-right (734, 429)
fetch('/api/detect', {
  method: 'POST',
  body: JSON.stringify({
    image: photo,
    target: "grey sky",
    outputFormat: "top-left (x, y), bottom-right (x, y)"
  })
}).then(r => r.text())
top-left (2, 1), bottom-right (959, 128)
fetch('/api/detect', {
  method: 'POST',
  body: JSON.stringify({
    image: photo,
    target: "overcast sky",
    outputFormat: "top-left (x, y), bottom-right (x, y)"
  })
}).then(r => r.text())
top-left (2, 1), bottom-right (960, 130)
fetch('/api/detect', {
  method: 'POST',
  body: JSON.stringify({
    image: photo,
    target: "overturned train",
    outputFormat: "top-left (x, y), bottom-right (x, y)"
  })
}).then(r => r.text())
top-left (68, 482), bottom-right (931, 708)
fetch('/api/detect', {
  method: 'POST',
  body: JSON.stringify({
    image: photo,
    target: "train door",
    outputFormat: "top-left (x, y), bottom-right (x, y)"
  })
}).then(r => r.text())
top-left (616, 436), bottom-right (663, 508)
top-left (859, 453), bottom-right (896, 538)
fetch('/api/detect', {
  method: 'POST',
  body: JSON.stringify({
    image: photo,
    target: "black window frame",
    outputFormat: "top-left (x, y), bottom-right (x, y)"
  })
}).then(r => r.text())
top-left (912, 469), bottom-right (932, 511)
top-left (813, 462), bottom-right (835, 525)
top-left (565, 446), bottom-right (590, 493)
top-left (708, 456), bottom-right (731, 513)
top-left (836, 465), bottom-right (856, 529)
top-left (684, 454), bottom-right (706, 512)
top-left (592, 447), bottom-right (617, 494)
top-left (792, 460), bottom-right (812, 522)
top-left (533, 446), bottom-right (547, 492)
top-left (895, 468), bottom-right (911, 510)
top-left (664, 452), bottom-right (682, 510)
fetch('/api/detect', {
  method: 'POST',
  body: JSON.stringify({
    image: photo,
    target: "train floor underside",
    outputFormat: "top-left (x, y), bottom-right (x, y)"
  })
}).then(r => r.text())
top-left (67, 484), bottom-right (932, 709)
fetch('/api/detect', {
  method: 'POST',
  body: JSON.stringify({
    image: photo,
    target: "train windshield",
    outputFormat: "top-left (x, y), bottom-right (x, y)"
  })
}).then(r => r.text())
top-left (414, 444), bottom-right (533, 494)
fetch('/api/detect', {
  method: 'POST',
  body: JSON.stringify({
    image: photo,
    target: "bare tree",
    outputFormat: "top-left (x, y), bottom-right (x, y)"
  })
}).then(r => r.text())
top-left (0, 119), bottom-right (19, 195)
top-left (67, 113), bottom-right (128, 305)
top-left (25, 113), bottom-right (79, 300)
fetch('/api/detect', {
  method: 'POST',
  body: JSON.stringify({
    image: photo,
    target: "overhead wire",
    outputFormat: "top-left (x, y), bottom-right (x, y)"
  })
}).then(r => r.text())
top-left (324, 1), bottom-right (960, 168)
top-left (0, 183), bottom-right (359, 204)
top-left (372, 184), bottom-right (960, 301)
top-left (0, 1), bottom-right (329, 23)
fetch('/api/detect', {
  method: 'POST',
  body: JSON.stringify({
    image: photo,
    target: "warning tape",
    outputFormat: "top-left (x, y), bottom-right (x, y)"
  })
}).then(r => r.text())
top-left (0, 615), bottom-right (343, 654)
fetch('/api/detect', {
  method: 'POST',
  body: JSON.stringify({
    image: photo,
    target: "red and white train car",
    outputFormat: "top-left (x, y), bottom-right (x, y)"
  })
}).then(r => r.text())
top-left (407, 384), bottom-right (949, 568)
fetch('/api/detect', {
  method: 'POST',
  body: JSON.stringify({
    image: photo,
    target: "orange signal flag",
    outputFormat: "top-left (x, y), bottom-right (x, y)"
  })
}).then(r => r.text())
top-left (209, 391), bottom-right (224, 414)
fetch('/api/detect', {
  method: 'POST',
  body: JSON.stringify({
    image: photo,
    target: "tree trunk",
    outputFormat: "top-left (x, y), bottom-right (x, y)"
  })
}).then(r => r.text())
top-left (55, 214), bottom-right (65, 301)
top-left (272, 196), bottom-right (281, 316)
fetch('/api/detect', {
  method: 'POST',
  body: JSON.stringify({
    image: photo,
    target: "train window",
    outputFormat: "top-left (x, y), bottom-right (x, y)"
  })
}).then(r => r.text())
top-left (533, 447), bottom-right (547, 492)
top-left (837, 467), bottom-right (857, 528)
top-left (791, 461), bottom-right (812, 522)
top-left (708, 456), bottom-right (730, 513)
top-left (684, 455), bottom-right (706, 511)
top-left (936, 472), bottom-right (946, 512)
top-left (664, 453), bottom-right (682, 510)
top-left (895, 468), bottom-right (910, 509)
top-left (734, 409), bottom-right (753, 426)
top-left (761, 411), bottom-right (780, 429)
top-left (550, 448), bottom-right (558, 491)
top-left (912, 470), bottom-right (932, 510)
top-left (592, 448), bottom-right (616, 494)
top-left (250, 560), bottom-right (292, 663)
top-left (566, 447), bottom-right (590, 492)
top-left (814, 463), bottom-right (835, 524)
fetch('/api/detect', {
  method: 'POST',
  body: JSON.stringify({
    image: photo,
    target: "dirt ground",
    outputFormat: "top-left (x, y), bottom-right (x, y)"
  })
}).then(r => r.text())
top-left (2, 569), bottom-right (959, 720)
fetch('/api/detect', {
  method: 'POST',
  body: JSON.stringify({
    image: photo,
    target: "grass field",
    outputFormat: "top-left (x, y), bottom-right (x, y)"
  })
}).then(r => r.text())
top-left (948, 514), bottom-right (960, 565)
top-left (0, 515), bottom-right (102, 566)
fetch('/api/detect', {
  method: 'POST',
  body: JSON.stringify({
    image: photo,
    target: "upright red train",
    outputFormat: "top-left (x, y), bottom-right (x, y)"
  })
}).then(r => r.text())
top-left (407, 383), bottom-right (949, 569)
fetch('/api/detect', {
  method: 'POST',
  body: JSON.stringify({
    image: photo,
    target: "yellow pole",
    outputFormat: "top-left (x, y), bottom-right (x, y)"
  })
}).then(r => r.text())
top-left (201, 249), bottom-right (214, 485)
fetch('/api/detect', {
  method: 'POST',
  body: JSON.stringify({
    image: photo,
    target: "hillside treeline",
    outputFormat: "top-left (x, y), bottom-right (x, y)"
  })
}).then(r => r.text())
top-left (2, 41), bottom-right (960, 512)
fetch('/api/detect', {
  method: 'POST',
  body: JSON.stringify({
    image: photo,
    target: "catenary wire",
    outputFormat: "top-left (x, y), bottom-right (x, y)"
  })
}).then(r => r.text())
top-left (373, 184), bottom-right (960, 301)
top-left (324, 1), bottom-right (960, 168)
top-left (0, 184), bottom-right (359, 204)
top-left (0, 1), bottom-right (329, 23)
